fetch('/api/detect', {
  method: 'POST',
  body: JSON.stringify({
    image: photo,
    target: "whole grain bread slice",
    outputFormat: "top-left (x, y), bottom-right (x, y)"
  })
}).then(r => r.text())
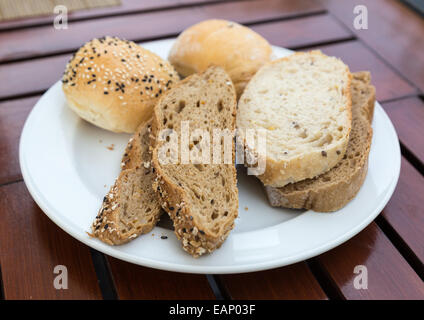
top-left (91, 121), bottom-right (162, 245)
top-left (151, 66), bottom-right (238, 257)
top-left (237, 50), bottom-right (352, 187)
top-left (265, 71), bottom-right (375, 212)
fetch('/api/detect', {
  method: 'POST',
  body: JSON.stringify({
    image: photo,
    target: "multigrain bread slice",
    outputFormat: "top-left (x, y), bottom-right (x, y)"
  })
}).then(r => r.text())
top-left (91, 121), bottom-right (162, 244)
top-left (237, 50), bottom-right (352, 187)
top-left (151, 66), bottom-right (238, 257)
top-left (265, 71), bottom-right (375, 212)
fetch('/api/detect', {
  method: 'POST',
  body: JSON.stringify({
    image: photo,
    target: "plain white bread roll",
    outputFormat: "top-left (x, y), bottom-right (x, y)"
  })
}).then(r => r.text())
top-left (168, 19), bottom-right (272, 97)
top-left (237, 50), bottom-right (352, 187)
top-left (62, 36), bottom-right (179, 133)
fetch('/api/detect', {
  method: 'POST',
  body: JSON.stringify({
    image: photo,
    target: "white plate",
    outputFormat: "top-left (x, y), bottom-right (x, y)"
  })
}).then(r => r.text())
top-left (20, 39), bottom-right (401, 274)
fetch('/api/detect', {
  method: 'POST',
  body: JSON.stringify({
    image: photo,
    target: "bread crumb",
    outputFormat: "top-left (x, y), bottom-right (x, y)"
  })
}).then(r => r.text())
top-left (244, 206), bottom-right (248, 211)
top-left (106, 144), bottom-right (115, 151)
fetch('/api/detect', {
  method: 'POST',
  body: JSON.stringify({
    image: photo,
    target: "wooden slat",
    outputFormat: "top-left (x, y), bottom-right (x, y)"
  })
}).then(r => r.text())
top-left (315, 222), bottom-right (424, 299)
top-left (322, 0), bottom-right (424, 93)
top-left (0, 14), bottom-right (353, 101)
top-left (0, 54), bottom-right (69, 99)
top-left (305, 40), bottom-right (418, 102)
top-left (0, 0), bottom-right (121, 22)
top-left (0, 0), bottom-right (324, 62)
top-left (251, 13), bottom-right (353, 49)
top-left (218, 263), bottom-right (327, 300)
top-left (0, 0), bottom-right (229, 31)
top-left (0, 182), bottom-right (103, 299)
top-left (383, 97), bottom-right (424, 164)
top-left (107, 257), bottom-right (215, 299)
top-left (0, 96), bottom-right (38, 185)
top-left (380, 157), bottom-right (424, 266)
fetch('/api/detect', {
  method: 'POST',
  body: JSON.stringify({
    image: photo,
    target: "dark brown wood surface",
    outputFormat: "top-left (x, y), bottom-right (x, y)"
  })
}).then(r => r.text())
top-left (0, 0), bottom-right (323, 62)
top-left (0, 182), bottom-right (103, 299)
top-left (314, 223), bottom-right (424, 299)
top-left (108, 258), bottom-right (215, 299)
top-left (0, 0), bottom-right (230, 31)
top-left (305, 41), bottom-right (418, 102)
top-left (322, 0), bottom-right (424, 93)
top-left (380, 157), bottom-right (424, 268)
top-left (0, 13), bottom-right (350, 100)
top-left (0, 97), bottom-right (37, 184)
top-left (0, 55), bottom-right (70, 99)
top-left (219, 263), bottom-right (327, 300)
top-left (250, 13), bottom-right (353, 49)
top-left (0, 0), bottom-right (423, 300)
top-left (383, 97), bottom-right (424, 164)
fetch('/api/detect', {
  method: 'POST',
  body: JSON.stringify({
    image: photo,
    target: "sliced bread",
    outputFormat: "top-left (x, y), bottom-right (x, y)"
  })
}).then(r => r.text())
top-left (91, 121), bottom-right (162, 245)
top-left (151, 66), bottom-right (238, 257)
top-left (265, 71), bottom-right (375, 212)
top-left (237, 50), bottom-right (352, 187)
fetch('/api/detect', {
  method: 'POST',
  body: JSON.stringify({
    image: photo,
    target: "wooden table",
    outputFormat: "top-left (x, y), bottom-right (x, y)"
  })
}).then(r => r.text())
top-left (1, 0), bottom-right (423, 300)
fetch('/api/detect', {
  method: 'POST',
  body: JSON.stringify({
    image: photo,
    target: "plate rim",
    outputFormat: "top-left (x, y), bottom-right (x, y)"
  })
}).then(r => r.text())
top-left (19, 40), bottom-right (401, 274)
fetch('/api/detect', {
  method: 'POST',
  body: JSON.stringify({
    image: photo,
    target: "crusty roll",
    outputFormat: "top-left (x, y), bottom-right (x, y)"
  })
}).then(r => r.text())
top-left (168, 19), bottom-right (272, 97)
top-left (62, 36), bottom-right (179, 133)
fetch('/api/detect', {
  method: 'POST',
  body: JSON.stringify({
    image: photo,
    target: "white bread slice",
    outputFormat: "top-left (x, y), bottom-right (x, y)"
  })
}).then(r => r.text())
top-left (237, 50), bottom-right (352, 187)
top-left (91, 121), bottom-right (162, 245)
top-left (266, 72), bottom-right (375, 212)
top-left (151, 66), bottom-right (238, 257)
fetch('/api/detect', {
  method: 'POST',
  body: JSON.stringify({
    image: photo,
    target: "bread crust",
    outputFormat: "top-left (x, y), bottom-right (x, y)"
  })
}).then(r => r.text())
top-left (151, 67), bottom-right (238, 257)
top-left (238, 50), bottom-right (353, 187)
top-left (265, 71), bottom-right (375, 212)
top-left (168, 19), bottom-right (272, 97)
top-left (62, 36), bottom-right (179, 133)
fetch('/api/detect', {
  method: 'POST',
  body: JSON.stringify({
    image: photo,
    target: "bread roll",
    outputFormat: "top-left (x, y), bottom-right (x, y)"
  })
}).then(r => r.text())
top-left (62, 36), bottom-right (179, 133)
top-left (168, 20), bottom-right (272, 97)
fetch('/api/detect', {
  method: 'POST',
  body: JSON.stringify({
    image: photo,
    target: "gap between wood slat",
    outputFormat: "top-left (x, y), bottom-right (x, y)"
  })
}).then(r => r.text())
top-left (375, 215), bottom-right (424, 281)
top-left (0, 178), bottom-right (24, 188)
top-left (206, 275), bottom-right (226, 300)
top-left (89, 249), bottom-right (118, 300)
top-left (287, 36), bottom-right (356, 51)
top-left (306, 259), bottom-right (345, 300)
top-left (377, 93), bottom-right (421, 104)
top-left (0, 90), bottom-right (46, 103)
top-left (400, 142), bottom-right (424, 177)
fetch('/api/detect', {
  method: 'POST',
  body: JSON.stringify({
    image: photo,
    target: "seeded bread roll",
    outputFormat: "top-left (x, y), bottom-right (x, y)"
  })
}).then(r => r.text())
top-left (168, 19), bottom-right (272, 97)
top-left (62, 36), bottom-right (179, 133)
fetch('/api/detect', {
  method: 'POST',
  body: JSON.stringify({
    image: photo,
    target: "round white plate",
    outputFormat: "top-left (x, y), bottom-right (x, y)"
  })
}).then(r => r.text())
top-left (20, 39), bottom-right (401, 274)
